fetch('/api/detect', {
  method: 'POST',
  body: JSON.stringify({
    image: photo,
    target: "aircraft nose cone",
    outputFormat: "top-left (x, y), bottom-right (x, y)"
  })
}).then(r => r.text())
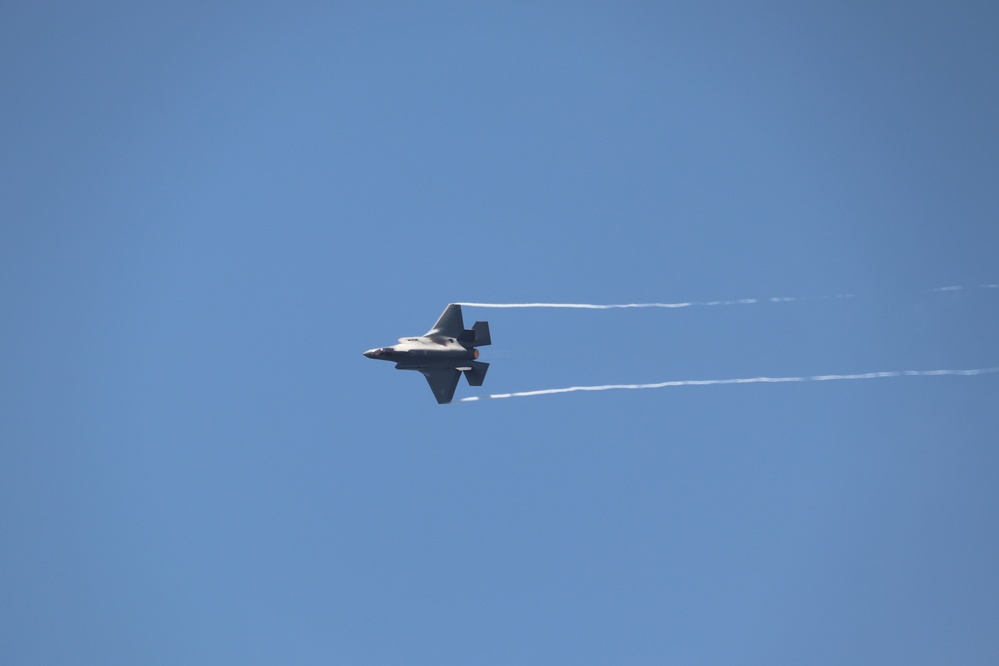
top-left (363, 350), bottom-right (375, 358)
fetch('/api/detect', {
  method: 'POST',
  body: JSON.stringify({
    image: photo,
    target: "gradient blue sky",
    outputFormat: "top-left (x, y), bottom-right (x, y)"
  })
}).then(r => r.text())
top-left (3, 2), bottom-right (998, 664)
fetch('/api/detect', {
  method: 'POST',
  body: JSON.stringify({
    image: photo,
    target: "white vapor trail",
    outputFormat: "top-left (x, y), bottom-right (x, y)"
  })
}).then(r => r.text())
top-left (458, 284), bottom-right (998, 310)
top-left (458, 368), bottom-right (999, 402)
top-left (456, 296), bottom-right (854, 309)
top-left (933, 284), bottom-right (999, 292)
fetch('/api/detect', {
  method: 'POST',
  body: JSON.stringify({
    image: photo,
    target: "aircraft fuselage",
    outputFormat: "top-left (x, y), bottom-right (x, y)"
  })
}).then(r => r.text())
top-left (364, 336), bottom-right (480, 369)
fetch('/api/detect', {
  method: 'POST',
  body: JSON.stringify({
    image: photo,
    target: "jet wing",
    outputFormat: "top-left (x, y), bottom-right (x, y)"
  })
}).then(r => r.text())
top-left (426, 303), bottom-right (464, 338)
top-left (420, 368), bottom-right (462, 404)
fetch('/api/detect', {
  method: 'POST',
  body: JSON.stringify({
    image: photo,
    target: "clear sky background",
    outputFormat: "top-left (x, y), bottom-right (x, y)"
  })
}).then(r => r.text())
top-left (3, 2), bottom-right (998, 664)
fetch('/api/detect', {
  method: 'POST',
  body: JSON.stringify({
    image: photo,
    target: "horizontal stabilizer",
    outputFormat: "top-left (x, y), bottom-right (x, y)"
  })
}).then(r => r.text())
top-left (471, 321), bottom-right (490, 347)
top-left (459, 321), bottom-right (491, 347)
top-left (463, 361), bottom-right (489, 386)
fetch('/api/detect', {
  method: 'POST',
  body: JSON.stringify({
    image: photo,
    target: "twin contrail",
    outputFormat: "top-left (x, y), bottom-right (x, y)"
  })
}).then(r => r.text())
top-left (458, 368), bottom-right (999, 402)
top-left (457, 284), bottom-right (997, 402)
top-left (457, 284), bottom-right (997, 310)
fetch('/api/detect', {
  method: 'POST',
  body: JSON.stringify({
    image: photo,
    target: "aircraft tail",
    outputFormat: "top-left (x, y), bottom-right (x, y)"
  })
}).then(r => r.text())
top-left (463, 361), bottom-right (489, 386)
top-left (459, 321), bottom-right (491, 347)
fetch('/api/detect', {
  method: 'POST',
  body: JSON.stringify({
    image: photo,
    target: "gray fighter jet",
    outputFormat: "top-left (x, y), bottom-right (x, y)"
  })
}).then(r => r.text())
top-left (363, 304), bottom-right (491, 404)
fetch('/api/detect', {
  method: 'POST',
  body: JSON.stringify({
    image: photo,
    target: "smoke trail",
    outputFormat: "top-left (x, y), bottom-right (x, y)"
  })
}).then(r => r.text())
top-left (458, 368), bottom-right (999, 402)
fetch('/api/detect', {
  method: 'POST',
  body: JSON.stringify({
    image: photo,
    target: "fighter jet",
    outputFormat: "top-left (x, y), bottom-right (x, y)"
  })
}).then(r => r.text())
top-left (363, 304), bottom-right (491, 404)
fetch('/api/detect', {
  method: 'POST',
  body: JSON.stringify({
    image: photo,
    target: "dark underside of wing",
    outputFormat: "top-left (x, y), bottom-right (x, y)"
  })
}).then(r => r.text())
top-left (421, 368), bottom-right (462, 404)
top-left (427, 303), bottom-right (464, 338)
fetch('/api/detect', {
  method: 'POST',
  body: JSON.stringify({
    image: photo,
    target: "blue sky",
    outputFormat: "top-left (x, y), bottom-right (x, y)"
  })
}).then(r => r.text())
top-left (3, 2), bottom-right (998, 663)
